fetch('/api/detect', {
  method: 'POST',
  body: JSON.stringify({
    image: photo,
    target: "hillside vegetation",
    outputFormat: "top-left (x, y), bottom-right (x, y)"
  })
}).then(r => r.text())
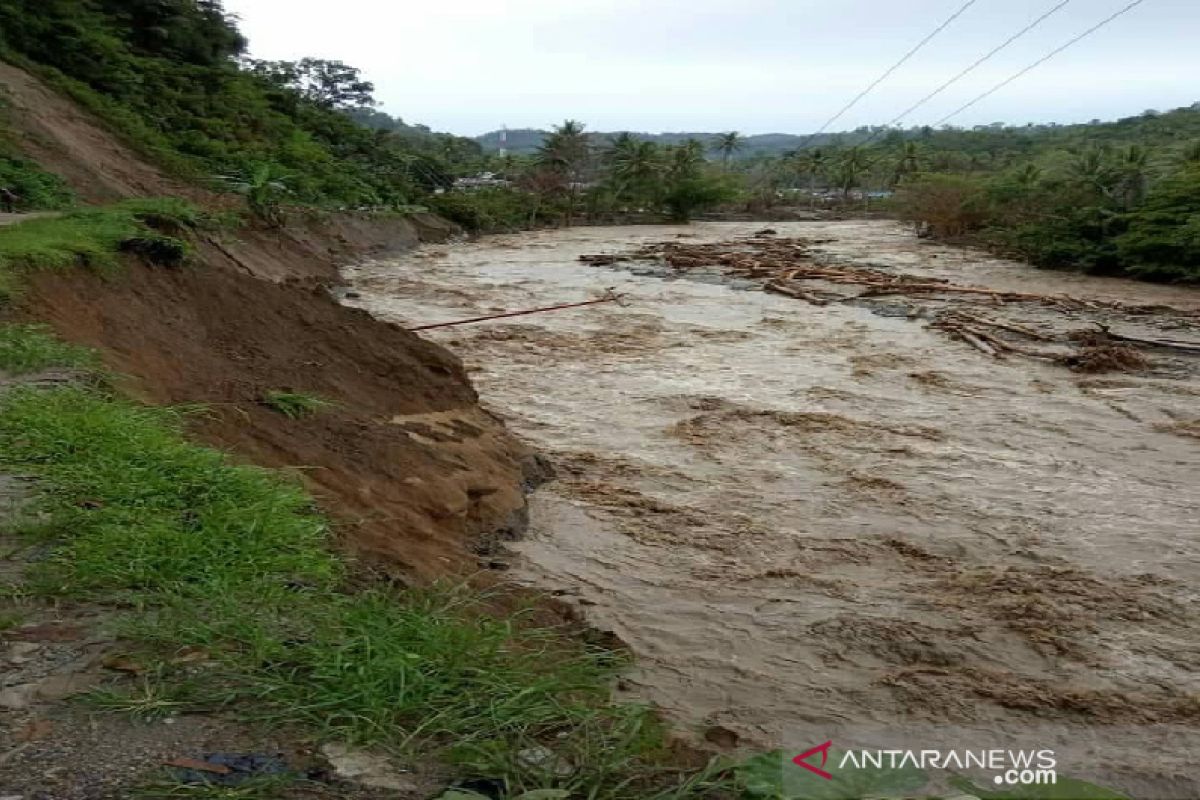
top-left (0, 0), bottom-right (485, 209)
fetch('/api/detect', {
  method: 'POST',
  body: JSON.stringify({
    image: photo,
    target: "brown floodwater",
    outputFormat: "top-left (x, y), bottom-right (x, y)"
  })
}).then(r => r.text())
top-left (345, 220), bottom-right (1200, 798)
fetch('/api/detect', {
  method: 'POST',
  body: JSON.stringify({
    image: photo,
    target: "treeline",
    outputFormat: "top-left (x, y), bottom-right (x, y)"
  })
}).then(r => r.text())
top-left (430, 122), bottom-right (737, 231)
top-left (894, 144), bottom-right (1200, 282)
top-left (720, 108), bottom-right (1200, 282)
top-left (0, 0), bottom-right (487, 210)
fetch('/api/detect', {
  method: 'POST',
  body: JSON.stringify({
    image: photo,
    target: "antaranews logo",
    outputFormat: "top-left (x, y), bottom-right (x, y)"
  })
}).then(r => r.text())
top-left (792, 740), bottom-right (834, 780)
top-left (792, 742), bottom-right (1058, 788)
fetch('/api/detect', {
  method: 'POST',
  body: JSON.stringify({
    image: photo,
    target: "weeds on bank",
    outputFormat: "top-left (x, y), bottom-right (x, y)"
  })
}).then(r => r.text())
top-left (0, 323), bottom-right (95, 374)
top-left (0, 382), bottom-right (726, 798)
top-left (260, 390), bottom-right (331, 419)
top-left (0, 198), bottom-right (201, 297)
top-left (132, 774), bottom-right (299, 800)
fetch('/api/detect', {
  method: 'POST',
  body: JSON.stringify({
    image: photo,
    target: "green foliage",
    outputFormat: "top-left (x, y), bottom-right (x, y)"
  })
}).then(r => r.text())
top-left (430, 187), bottom-right (554, 233)
top-left (0, 154), bottom-right (75, 211)
top-left (0, 199), bottom-right (196, 297)
top-left (0, 323), bottom-right (95, 374)
top-left (895, 173), bottom-right (989, 236)
top-left (219, 163), bottom-right (291, 225)
top-left (662, 173), bottom-right (738, 222)
top-left (893, 142), bottom-right (1200, 281)
top-left (0, 380), bottom-right (723, 796)
top-left (260, 390), bottom-right (330, 419)
top-left (1115, 165), bottom-right (1200, 280)
top-left (0, 0), bottom-right (482, 210)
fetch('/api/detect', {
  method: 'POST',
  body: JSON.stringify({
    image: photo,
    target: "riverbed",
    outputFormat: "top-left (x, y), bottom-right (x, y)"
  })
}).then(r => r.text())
top-left (344, 220), bottom-right (1200, 797)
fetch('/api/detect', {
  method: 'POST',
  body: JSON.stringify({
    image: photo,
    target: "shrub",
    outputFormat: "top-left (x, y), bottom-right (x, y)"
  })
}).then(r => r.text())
top-left (0, 154), bottom-right (75, 211)
top-left (1115, 165), bottom-right (1200, 281)
top-left (895, 174), bottom-right (989, 237)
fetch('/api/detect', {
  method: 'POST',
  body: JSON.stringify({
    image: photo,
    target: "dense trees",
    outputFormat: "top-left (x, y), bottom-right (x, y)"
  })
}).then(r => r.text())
top-left (244, 58), bottom-right (376, 111)
top-left (0, 0), bottom-right (482, 210)
top-left (892, 135), bottom-right (1200, 281)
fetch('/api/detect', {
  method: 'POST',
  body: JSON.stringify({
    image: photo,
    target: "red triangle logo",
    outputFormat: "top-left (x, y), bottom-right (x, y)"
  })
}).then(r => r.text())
top-left (793, 740), bottom-right (834, 780)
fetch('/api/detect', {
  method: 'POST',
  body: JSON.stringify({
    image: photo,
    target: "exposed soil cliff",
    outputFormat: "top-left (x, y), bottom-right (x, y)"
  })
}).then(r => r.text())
top-left (1, 61), bottom-right (537, 578)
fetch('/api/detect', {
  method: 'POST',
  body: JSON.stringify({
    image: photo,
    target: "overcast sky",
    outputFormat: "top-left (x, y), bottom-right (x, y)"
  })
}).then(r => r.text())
top-left (223, 0), bottom-right (1198, 136)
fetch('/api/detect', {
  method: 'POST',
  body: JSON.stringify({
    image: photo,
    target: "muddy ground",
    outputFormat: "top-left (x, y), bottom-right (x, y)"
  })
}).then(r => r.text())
top-left (346, 220), bottom-right (1200, 798)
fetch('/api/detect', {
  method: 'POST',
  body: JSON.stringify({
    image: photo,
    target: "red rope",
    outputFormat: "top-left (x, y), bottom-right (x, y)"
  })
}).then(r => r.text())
top-left (407, 293), bottom-right (625, 332)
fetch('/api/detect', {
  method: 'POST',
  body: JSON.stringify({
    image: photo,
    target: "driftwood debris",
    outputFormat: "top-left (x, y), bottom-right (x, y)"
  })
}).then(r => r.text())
top-left (579, 236), bottom-right (1200, 372)
top-left (764, 281), bottom-right (830, 306)
top-left (1082, 324), bottom-right (1200, 353)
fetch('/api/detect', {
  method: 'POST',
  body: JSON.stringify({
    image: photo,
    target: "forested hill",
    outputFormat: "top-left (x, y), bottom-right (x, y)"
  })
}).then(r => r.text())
top-left (0, 0), bottom-right (487, 209)
top-left (477, 105), bottom-right (1200, 161)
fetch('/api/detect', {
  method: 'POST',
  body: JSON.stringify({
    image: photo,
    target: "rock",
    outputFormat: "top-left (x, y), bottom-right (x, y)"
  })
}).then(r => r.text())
top-left (34, 672), bottom-right (102, 700)
top-left (0, 684), bottom-right (36, 710)
top-left (516, 746), bottom-right (573, 777)
top-left (703, 724), bottom-right (740, 748)
top-left (320, 743), bottom-right (418, 791)
top-left (4, 642), bottom-right (40, 664)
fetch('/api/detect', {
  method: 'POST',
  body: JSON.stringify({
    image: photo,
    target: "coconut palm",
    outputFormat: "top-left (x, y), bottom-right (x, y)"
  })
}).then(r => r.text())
top-left (610, 140), bottom-right (664, 208)
top-left (891, 142), bottom-right (923, 187)
top-left (832, 147), bottom-right (871, 201)
top-left (714, 132), bottom-right (743, 168)
top-left (536, 120), bottom-right (592, 225)
top-left (669, 139), bottom-right (706, 179)
top-left (1115, 144), bottom-right (1150, 208)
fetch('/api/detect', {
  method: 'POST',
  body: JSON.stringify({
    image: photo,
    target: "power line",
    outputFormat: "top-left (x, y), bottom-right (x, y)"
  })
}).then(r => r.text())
top-left (796, 0), bottom-right (981, 149)
top-left (933, 0), bottom-right (1152, 126)
top-left (882, 0), bottom-right (1073, 130)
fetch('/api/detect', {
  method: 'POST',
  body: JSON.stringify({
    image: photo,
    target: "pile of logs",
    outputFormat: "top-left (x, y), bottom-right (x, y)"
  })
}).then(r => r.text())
top-left (578, 236), bottom-right (1200, 372)
top-left (580, 236), bottom-right (1199, 316)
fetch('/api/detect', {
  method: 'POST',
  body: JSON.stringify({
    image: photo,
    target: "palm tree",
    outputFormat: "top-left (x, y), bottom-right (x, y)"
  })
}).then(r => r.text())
top-left (536, 120), bottom-right (592, 225)
top-left (1115, 144), bottom-right (1150, 208)
top-left (610, 140), bottom-right (663, 208)
top-left (1068, 147), bottom-right (1119, 199)
top-left (714, 132), bottom-right (743, 168)
top-left (1013, 163), bottom-right (1043, 188)
top-left (832, 147), bottom-right (871, 202)
top-left (670, 139), bottom-right (706, 179)
top-left (891, 142), bottom-right (923, 187)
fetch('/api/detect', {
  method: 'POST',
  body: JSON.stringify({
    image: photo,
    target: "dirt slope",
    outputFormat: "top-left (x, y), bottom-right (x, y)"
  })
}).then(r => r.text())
top-left (0, 59), bottom-right (538, 578)
top-left (0, 61), bottom-right (208, 204)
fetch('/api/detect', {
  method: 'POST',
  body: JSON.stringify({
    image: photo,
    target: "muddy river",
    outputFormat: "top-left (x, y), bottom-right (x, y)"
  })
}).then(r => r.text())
top-left (345, 220), bottom-right (1200, 797)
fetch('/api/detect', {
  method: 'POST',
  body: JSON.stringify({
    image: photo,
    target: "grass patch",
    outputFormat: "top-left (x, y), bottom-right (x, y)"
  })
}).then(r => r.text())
top-left (132, 773), bottom-right (301, 800)
top-left (0, 153), bottom-right (75, 211)
top-left (0, 323), bottom-right (95, 374)
top-left (0, 198), bottom-right (199, 298)
top-left (0, 383), bottom-right (728, 798)
top-left (260, 390), bottom-right (330, 420)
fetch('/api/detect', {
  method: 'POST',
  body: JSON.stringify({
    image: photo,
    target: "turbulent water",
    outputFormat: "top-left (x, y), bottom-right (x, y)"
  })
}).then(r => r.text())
top-left (345, 220), bottom-right (1200, 797)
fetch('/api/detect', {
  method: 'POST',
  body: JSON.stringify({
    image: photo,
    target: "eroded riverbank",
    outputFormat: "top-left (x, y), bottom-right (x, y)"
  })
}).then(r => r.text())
top-left (344, 220), bottom-right (1200, 798)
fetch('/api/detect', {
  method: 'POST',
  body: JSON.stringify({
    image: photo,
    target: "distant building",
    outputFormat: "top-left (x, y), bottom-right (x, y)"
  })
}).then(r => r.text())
top-left (453, 172), bottom-right (512, 190)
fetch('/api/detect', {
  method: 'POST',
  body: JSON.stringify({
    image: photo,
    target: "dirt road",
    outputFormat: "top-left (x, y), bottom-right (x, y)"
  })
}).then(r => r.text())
top-left (345, 220), bottom-right (1200, 798)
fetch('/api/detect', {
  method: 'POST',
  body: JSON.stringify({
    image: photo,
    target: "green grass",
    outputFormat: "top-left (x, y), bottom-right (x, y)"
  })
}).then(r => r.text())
top-left (0, 153), bottom-right (75, 211)
top-left (260, 390), bottom-right (331, 420)
top-left (0, 323), bottom-right (95, 374)
top-left (0, 198), bottom-right (198, 298)
top-left (132, 775), bottom-right (301, 799)
top-left (0, 381), bottom-right (729, 798)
